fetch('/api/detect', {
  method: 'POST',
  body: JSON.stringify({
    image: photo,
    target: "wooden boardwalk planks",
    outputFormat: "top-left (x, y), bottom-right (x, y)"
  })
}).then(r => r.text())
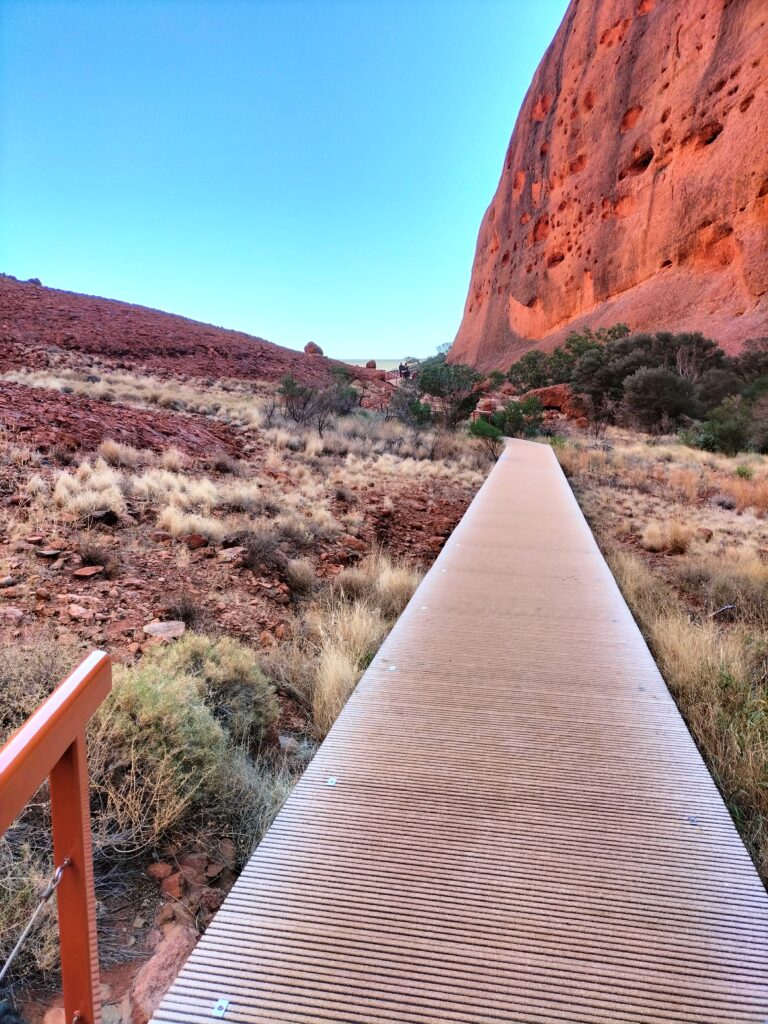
top-left (152, 439), bottom-right (768, 1023)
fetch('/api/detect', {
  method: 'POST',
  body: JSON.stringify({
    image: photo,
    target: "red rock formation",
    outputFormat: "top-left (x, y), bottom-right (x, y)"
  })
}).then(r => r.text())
top-left (0, 276), bottom-right (370, 387)
top-left (450, 0), bottom-right (768, 372)
top-left (303, 341), bottom-right (324, 356)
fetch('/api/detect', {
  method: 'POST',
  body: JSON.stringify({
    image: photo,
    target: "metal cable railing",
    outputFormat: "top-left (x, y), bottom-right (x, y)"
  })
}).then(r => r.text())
top-left (0, 860), bottom-right (69, 985)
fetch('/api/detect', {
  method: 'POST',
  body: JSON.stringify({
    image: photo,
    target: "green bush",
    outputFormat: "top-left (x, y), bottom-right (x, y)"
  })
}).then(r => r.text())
top-left (492, 396), bottom-right (544, 438)
top-left (148, 633), bottom-right (279, 749)
top-left (506, 324), bottom-right (629, 392)
top-left (622, 366), bottom-right (695, 431)
top-left (89, 662), bottom-right (228, 853)
top-left (417, 362), bottom-right (480, 427)
top-left (468, 418), bottom-right (504, 460)
top-left (698, 396), bottom-right (754, 456)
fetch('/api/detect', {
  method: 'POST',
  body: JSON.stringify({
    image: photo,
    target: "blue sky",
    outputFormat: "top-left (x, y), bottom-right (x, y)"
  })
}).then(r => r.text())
top-left (0, 0), bottom-right (567, 360)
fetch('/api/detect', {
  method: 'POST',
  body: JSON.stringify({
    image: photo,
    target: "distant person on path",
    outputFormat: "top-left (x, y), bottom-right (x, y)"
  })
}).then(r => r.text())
top-left (402, 364), bottom-right (411, 380)
top-left (398, 362), bottom-right (405, 379)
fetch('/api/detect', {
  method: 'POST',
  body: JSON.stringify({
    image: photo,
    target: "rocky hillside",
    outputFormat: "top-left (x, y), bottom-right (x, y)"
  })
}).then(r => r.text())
top-left (450, 0), bottom-right (768, 372)
top-left (0, 274), bottom-right (371, 387)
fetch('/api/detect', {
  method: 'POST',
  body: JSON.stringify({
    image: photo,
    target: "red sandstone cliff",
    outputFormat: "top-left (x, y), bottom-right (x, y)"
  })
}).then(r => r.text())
top-left (450, 0), bottom-right (768, 372)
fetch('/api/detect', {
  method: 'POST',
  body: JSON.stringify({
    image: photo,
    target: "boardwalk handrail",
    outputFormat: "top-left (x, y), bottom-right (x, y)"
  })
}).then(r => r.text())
top-left (0, 651), bottom-right (112, 1024)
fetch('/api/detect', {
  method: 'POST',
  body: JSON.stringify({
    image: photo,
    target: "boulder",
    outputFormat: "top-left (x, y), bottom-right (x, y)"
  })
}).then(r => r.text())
top-left (365, 359), bottom-right (377, 369)
top-left (129, 924), bottom-right (197, 1024)
top-left (304, 342), bottom-right (323, 356)
top-left (522, 384), bottom-right (588, 420)
top-left (143, 620), bottom-right (186, 640)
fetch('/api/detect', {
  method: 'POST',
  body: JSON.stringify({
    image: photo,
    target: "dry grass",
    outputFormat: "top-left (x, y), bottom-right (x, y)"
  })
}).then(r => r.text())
top-left (609, 549), bottom-right (768, 873)
top-left (156, 505), bottom-right (227, 542)
top-left (640, 520), bottom-right (693, 554)
top-left (51, 459), bottom-right (127, 522)
top-left (311, 599), bottom-right (387, 735)
top-left (558, 432), bottom-right (768, 879)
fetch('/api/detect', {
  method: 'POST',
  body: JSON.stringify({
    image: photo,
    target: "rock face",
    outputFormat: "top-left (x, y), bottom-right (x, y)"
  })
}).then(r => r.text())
top-left (450, 0), bottom-right (768, 372)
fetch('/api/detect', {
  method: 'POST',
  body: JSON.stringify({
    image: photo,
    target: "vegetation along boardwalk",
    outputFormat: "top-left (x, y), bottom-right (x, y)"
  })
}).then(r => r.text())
top-left (152, 439), bottom-right (768, 1023)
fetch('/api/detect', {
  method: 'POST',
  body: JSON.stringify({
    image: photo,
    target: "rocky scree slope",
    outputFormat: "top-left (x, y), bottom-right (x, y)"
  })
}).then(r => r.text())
top-left (0, 275), bottom-right (375, 387)
top-left (450, 0), bottom-right (768, 372)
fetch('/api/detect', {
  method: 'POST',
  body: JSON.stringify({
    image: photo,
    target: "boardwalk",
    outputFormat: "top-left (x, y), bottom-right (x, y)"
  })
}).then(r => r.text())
top-left (153, 440), bottom-right (768, 1023)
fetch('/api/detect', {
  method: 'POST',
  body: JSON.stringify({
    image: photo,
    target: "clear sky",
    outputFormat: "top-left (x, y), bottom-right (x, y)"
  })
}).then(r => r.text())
top-left (0, 0), bottom-right (567, 360)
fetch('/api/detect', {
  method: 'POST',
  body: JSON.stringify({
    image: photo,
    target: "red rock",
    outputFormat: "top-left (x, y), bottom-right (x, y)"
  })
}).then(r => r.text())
top-left (160, 871), bottom-right (182, 899)
top-left (449, 0), bottom-right (768, 371)
top-left (143, 620), bottom-right (186, 639)
top-left (341, 534), bottom-right (367, 552)
top-left (156, 904), bottom-right (175, 924)
top-left (304, 341), bottom-right (324, 356)
top-left (147, 862), bottom-right (174, 881)
top-left (37, 548), bottom-right (63, 558)
top-left (129, 924), bottom-right (197, 1024)
top-left (73, 565), bottom-right (104, 578)
top-left (67, 603), bottom-right (92, 621)
top-left (182, 533), bottom-right (208, 550)
top-left (0, 606), bottom-right (23, 621)
top-left (365, 359), bottom-right (377, 369)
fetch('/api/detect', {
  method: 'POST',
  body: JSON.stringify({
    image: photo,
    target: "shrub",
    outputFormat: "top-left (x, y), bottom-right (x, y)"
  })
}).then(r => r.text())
top-left (699, 396), bottom-right (753, 456)
top-left (417, 363), bottom-right (480, 428)
top-left (278, 374), bottom-right (316, 424)
top-left (622, 366), bottom-right (695, 431)
top-left (163, 591), bottom-right (209, 630)
top-left (76, 533), bottom-right (121, 578)
top-left (493, 396), bottom-right (544, 438)
top-left (149, 634), bottom-right (279, 750)
top-left (506, 325), bottom-right (629, 392)
top-left (736, 464), bottom-right (754, 480)
top-left (286, 558), bottom-right (315, 595)
top-left (387, 381), bottom-right (433, 428)
top-left (89, 663), bottom-right (228, 855)
top-left (468, 418), bottom-right (504, 460)
top-left (239, 527), bottom-right (287, 573)
top-left (694, 368), bottom-right (742, 412)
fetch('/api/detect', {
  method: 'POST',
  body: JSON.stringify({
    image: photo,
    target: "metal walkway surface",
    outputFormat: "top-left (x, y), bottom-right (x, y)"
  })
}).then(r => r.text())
top-left (152, 440), bottom-right (768, 1024)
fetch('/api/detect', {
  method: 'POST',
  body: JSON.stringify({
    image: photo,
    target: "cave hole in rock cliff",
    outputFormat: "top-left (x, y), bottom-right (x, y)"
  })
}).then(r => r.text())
top-left (685, 121), bottom-right (723, 148)
top-left (620, 146), bottom-right (654, 179)
top-left (547, 252), bottom-right (565, 268)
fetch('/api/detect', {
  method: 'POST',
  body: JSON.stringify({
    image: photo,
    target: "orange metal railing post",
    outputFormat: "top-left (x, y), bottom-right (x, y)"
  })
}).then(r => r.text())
top-left (0, 652), bottom-right (111, 1024)
top-left (50, 733), bottom-right (101, 1024)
